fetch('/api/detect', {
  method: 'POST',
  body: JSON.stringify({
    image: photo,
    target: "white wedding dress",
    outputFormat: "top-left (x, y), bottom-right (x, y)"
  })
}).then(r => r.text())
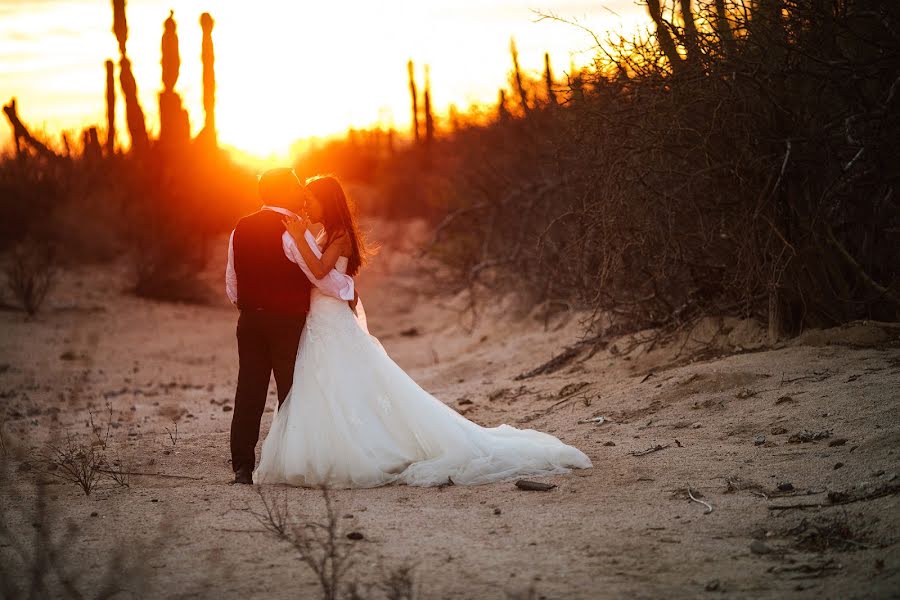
top-left (254, 256), bottom-right (592, 488)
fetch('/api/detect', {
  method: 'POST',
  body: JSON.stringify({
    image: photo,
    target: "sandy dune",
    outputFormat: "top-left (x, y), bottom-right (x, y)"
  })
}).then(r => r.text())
top-left (1, 220), bottom-right (898, 599)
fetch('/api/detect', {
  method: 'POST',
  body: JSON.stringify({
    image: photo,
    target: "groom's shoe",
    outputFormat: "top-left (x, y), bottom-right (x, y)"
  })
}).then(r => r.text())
top-left (233, 466), bottom-right (253, 485)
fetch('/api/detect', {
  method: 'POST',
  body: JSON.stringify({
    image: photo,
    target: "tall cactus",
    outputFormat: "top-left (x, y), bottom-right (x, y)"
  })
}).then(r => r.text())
top-left (423, 65), bottom-right (434, 147)
top-left (112, 0), bottom-right (127, 56)
top-left (158, 10), bottom-right (190, 149)
top-left (119, 57), bottom-right (149, 152)
top-left (198, 12), bottom-right (217, 146)
top-left (82, 127), bottom-right (101, 161)
top-left (104, 59), bottom-right (116, 155)
top-left (497, 89), bottom-right (510, 121)
top-left (407, 59), bottom-right (419, 143)
top-left (510, 38), bottom-right (530, 116)
top-left (544, 52), bottom-right (557, 106)
top-left (448, 104), bottom-right (460, 133)
top-left (161, 10), bottom-right (180, 93)
top-left (110, 0), bottom-right (148, 153)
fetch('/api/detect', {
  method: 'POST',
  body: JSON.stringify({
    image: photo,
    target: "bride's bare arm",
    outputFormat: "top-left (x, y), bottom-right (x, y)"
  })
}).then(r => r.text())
top-left (282, 215), bottom-right (349, 280)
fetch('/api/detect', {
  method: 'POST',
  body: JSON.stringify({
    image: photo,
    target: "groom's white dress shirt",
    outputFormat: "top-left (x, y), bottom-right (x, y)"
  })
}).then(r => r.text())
top-left (225, 205), bottom-right (355, 307)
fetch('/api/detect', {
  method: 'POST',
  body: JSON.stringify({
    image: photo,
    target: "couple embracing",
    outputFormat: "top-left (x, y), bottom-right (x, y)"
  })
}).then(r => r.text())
top-left (226, 169), bottom-right (591, 487)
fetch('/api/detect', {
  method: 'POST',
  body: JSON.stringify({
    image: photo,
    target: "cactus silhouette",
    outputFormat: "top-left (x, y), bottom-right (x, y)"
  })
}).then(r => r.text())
top-left (158, 10), bottom-right (190, 149)
top-left (423, 65), bottom-right (434, 146)
top-left (110, 0), bottom-right (148, 153)
top-left (119, 58), bottom-right (149, 152)
top-left (544, 52), bottom-right (556, 106)
top-left (105, 59), bottom-right (116, 155)
top-left (161, 10), bottom-right (180, 92)
top-left (111, 0), bottom-right (127, 56)
top-left (199, 12), bottom-right (217, 146)
top-left (407, 59), bottom-right (419, 143)
top-left (497, 89), bottom-right (510, 121)
top-left (510, 38), bottom-right (530, 116)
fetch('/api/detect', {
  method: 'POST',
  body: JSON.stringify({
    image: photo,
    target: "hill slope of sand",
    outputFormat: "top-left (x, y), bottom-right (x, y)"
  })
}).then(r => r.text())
top-left (1, 222), bottom-right (898, 598)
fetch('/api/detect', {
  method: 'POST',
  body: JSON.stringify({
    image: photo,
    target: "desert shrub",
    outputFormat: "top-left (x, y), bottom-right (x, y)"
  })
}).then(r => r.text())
top-left (0, 155), bottom-right (64, 253)
top-left (39, 431), bottom-right (105, 496)
top-left (35, 403), bottom-right (129, 496)
top-left (0, 132), bottom-right (257, 305)
top-left (3, 239), bottom-right (57, 315)
top-left (415, 0), bottom-right (900, 338)
top-left (253, 486), bottom-right (422, 600)
top-left (0, 452), bottom-right (155, 598)
top-left (128, 216), bottom-right (212, 304)
top-left (254, 486), bottom-right (358, 600)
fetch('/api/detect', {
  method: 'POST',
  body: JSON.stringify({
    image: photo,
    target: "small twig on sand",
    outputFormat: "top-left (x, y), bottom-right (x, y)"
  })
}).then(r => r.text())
top-left (577, 416), bottom-right (606, 425)
top-left (630, 444), bottom-right (670, 456)
top-left (515, 480), bottom-right (557, 491)
top-left (96, 469), bottom-right (204, 481)
top-left (768, 503), bottom-right (824, 511)
top-left (640, 372), bottom-right (654, 384)
top-left (687, 485), bottom-right (713, 514)
top-left (215, 528), bottom-right (270, 534)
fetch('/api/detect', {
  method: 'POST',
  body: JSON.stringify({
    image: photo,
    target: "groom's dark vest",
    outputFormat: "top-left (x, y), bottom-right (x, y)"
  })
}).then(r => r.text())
top-left (232, 209), bottom-right (312, 315)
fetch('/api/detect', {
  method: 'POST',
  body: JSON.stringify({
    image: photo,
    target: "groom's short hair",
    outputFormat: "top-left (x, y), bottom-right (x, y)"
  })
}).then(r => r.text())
top-left (258, 168), bottom-right (300, 204)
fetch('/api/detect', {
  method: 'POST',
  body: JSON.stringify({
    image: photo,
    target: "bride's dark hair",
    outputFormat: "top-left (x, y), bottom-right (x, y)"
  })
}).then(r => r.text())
top-left (305, 175), bottom-right (368, 277)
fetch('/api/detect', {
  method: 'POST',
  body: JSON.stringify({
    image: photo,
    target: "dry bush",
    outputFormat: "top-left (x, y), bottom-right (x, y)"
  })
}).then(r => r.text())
top-left (39, 431), bottom-right (105, 496)
top-left (254, 486), bottom-right (358, 600)
top-left (0, 450), bottom-right (160, 599)
top-left (413, 0), bottom-right (900, 340)
top-left (253, 486), bottom-right (420, 600)
top-left (378, 564), bottom-right (417, 600)
top-left (4, 240), bottom-right (57, 315)
top-left (35, 403), bottom-right (129, 496)
top-left (0, 135), bottom-right (257, 305)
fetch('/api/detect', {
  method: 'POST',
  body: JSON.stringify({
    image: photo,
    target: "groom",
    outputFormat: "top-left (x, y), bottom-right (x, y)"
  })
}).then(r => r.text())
top-left (225, 168), bottom-right (353, 484)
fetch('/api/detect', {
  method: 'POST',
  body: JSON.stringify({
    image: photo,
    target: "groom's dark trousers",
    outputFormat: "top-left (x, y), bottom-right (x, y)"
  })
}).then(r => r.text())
top-left (230, 209), bottom-right (313, 473)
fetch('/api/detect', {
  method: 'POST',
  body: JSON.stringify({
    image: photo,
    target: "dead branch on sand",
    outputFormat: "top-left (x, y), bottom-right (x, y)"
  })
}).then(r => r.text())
top-left (687, 485), bottom-right (713, 514)
top-left (629, 444), bottom-right (670, 457)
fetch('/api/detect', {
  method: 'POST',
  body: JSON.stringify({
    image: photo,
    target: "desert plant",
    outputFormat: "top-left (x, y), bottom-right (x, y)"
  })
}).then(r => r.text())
top-left (105, 454), bottom-right (132, 488)
top-left (35, 403), bottom-right (131, 496)
top-left (423, 65), bottom-right (434, 148)
top-left (128, 192), bottom-right (211, 303)
top-left (408, 0), bottom-right (900, 342)
top-left (0, 451), bottom-right (157, 598)
top-left (4, 240), bottom-right (57, 315)
top-left (39, 431), bottom-right (105, 496)
top-left (164, 419), bottom-right (178, 446)
top-left (158, 10), bottom-right (190, 149)
top-left (198, 12), bottom-right (217, 146)
top-left (407, 60), bottom-right (419, 144)
top-left (509, 38), bottom-right (531, 116)
top-left (253, 486), bottom-right (358, 600)
top-left (380, 563), bottom-right (417, 600)
top-left (111, 0), bottom-right (149, 153)
top-left (104, 59), bottom-right (116, 156)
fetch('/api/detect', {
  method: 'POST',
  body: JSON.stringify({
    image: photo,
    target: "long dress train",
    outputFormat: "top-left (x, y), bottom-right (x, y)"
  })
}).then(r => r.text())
top-left (254, 257), bottom-right (592, 487)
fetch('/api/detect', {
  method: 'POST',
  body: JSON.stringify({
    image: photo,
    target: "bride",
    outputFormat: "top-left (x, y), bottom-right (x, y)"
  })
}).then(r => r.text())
top-left (253, 176), bottom-right (592, 487)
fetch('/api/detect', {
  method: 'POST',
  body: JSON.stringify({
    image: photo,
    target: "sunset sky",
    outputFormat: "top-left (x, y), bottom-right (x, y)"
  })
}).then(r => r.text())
top-left (0, 0), bottom-right (645, 163)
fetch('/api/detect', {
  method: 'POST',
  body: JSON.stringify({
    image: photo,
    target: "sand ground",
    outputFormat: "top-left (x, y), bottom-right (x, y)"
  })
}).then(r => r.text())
top-left (1, 219), bottom-right (898, 599)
